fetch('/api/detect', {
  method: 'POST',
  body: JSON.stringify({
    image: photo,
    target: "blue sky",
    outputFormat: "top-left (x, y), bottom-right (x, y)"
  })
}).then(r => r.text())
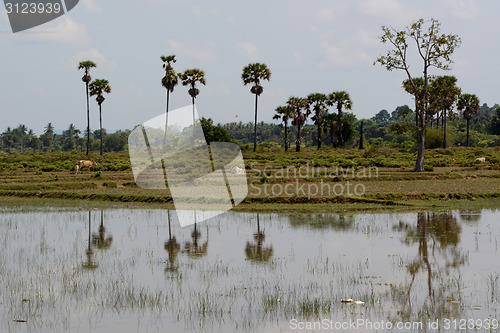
top-left (1, 0), bottom-right (499, 135)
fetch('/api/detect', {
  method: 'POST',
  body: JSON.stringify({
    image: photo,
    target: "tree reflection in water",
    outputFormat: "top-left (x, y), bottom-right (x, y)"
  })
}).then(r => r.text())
top-left (82, 211), bottom-right (98, 270)
top-left (184, 214), bottom-right (208, 258)
top-left (392, 212), bottom-right (468, 322)
top-left (289, 213), bottom-right (354, 231)
top-left (164, 210), bottom-right (180, 271)
top-left (92, 210), bottom-right (113, 250)
top-left (245, 214), bottom-right (273, 262)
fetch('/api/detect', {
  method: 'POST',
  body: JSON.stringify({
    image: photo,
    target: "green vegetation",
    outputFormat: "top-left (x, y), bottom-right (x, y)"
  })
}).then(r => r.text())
top-left (0, 147), bottom-right (498, 210)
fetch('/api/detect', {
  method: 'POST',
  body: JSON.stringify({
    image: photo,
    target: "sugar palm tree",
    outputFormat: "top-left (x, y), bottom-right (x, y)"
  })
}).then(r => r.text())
top-left (82, 211), bottom-right (98, 270)
top-left (241, 63), bottom-right (271, 152)
top-left (273, 105), bottom-right (294, 151)
top-left (78, 61), bottom-right (97, 155)
top-left (14, 124), bottom-right (27, 152)
top-left (92, 210), bottom-right (113, 250)
top-left (245, 214), bottom-right (273, 262)
top-left (179, 68), bottom-right (206, 128)
top-left (288, 97), bottom-right (310, 152)
top-left (161, 55), bottom-right (178, 144)
top-left (322, 113), bottom-right (338, 148)
top-left (328, 91), bottom-right (352, 147)
top-left (44, 123), bottom-right (54, 135)
top-left (184, 222), bottom-right (208, 258)
top-left (307, 93), bottom-right (328, 149)
top-left (426, 76), bottom-right (460, 148)
top-left (457, 93), bottom-right (480, 146)
top-left (164, 210), bottom-right (180, 272)
top-left (89, 79), bottom-right (111, 155)
top-left (43, 123), bottom-right (55, 149)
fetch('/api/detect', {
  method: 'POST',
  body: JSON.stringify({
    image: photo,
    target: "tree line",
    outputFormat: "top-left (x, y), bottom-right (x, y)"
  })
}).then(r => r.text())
top-left (3, 102), bottom-right (498, 153)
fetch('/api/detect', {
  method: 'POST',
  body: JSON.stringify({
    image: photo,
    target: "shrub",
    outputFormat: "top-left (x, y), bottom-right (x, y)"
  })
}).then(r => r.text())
top-left (478, 139), bottom-right (494, 147)
top-left (425, 128), bottom-right (444, 149)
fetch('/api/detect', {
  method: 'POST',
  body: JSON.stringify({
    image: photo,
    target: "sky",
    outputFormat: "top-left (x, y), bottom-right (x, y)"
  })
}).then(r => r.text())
top-left (1, 0), bottom-right (499, 135)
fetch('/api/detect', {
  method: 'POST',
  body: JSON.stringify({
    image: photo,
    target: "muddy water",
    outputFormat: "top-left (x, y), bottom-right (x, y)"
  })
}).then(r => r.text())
top-left (0, 206), bottom-right (499, 332)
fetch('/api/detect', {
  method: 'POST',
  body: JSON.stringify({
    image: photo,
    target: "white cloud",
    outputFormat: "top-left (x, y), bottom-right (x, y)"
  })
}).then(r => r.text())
top-left (147, 0), bottom-right (185, 4)
top-left (317, 30), bottom-right (379, 68)
top-left (441, 0), bottom-right (478, 20)
top-left (235, 42), bottom-right (259, 61)
top-left (316, 5), bottom-right (346, 21)
top-left (26, 17), bottom-right (91, 44)
top-left (319, 42), bottom-right (371, 68)
top-left (205, 83), bottom-right (230, 96)
top-left (69, 48), bottom-right (117, 69)
top-left (193, 6), bottom-right (221, 18)
top-left (167, 39), bottom-right (219, 62)
top-left (358, 0), bottom-right (424, 24)
top-left (81, 0), bottom-right (102, 13)
top-left (193, 6), bottom-right (203, 18)
top-left (292, 52), bottom-right (304, 64)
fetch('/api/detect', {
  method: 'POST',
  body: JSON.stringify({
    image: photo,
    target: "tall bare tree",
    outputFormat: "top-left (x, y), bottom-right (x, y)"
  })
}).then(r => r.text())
top-left (375, 18), bottom-right (461, 171)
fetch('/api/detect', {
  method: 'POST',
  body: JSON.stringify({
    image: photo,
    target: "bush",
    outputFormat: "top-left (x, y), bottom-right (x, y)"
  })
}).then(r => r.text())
top-left (41, 165), bottom-right (56, 172)
top-left (478, 139), bottom-right (495, 147)
top-left (259, 141), bottom-right (279, 149)
top-left (425, 128), bottom-right (444, 149)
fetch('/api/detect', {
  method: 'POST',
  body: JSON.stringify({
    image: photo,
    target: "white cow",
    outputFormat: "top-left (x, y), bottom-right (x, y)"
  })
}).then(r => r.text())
top-left (76, 160), bottom-right (97, 173)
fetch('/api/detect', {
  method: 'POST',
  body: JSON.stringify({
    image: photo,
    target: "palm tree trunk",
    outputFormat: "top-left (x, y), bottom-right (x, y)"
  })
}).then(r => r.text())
top-left (466, 118), bottom-right (470, 146)
top-left (192, 96), bottom-right (195, 124)
top-left (284, 121), bottom-right (288, 152)
top-left (443, 109), bottom-right (447, 149)
top-left (337, 106), bottom-right (343, 146)
top-left (359, 120), bottom-right (364, 149)
top-left (253, 93), bottom-right (258, 152)
top-left (296, 124), bottom-right (301, 152)
top-left (86, 82), bottom-right (90, 155)
top-left (88, 211), bottom-right (92, 249)
top-left (164, 90), bottom-right (170, 145)
top-left (99, 103), bottom-right (103, 156)
top-left (330, 123), bottom-right (336, 148)
top-left (317, 114), bottom-right (321, 150)
top-left (167, 210), bottom-right (172, 240)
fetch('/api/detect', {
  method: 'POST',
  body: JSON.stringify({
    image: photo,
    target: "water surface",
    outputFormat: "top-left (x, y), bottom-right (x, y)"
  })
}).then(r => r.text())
top-left (0, 206), bottom-right (499, 332)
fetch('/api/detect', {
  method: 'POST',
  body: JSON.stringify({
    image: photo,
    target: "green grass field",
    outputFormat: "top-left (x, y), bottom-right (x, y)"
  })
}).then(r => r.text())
top-left (0, 146), bottom-right (499, 211)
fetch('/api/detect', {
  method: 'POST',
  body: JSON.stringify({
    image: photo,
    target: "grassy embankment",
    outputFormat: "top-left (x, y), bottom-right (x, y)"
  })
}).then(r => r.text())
top-left (0, 146), bottom-right (499, 212)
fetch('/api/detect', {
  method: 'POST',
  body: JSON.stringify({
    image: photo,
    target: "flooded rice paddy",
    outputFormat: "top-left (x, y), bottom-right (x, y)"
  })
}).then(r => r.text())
top-left (0, 206), bottom-right (499, 332)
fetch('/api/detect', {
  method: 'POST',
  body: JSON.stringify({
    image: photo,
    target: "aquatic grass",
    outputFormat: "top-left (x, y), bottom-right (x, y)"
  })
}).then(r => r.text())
top-left (0, 208), bottom-right (500, 332)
